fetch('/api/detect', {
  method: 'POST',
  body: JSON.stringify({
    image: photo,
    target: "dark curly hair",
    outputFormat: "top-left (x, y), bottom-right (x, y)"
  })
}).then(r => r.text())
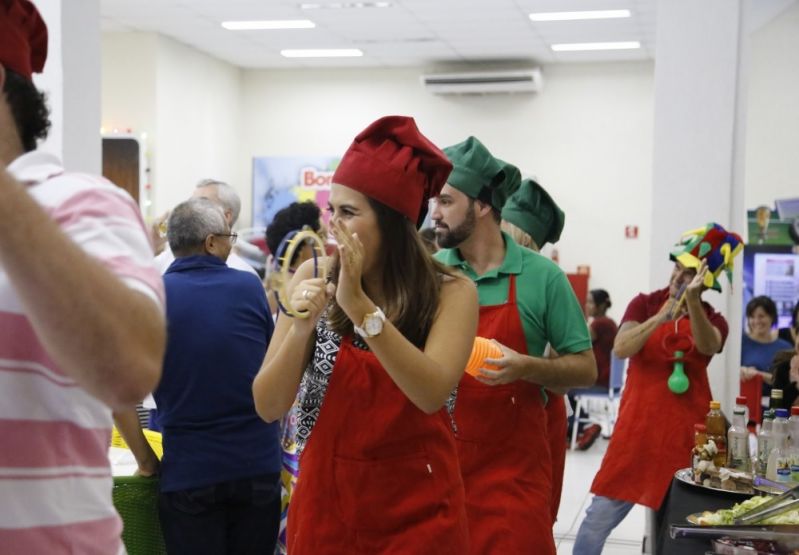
top-left (266, 202), bottom-right (322, 265)
top-left (746, 295), bottom-right (778, 325)
top-left (3, 69), bottom-right (51, 152)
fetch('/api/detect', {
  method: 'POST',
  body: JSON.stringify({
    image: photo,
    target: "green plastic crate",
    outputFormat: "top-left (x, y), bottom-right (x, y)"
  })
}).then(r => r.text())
top-left (112, 475), bottom-right (166, 555)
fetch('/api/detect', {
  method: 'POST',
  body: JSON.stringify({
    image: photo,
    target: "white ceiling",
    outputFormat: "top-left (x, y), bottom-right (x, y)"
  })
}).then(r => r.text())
top-left (100, 0), bottom-right (657, 68)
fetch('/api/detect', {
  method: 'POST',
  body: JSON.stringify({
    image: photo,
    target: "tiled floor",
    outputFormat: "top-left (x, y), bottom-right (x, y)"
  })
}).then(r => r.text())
top-left (554, 436), bottom-right (647, 554)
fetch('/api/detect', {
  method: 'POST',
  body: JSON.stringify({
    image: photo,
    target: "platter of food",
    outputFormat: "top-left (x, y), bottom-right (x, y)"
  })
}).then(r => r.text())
top-left (685, 496), bottom-right (799, 526)
top-left (675, 467), bottom-right (754, 496)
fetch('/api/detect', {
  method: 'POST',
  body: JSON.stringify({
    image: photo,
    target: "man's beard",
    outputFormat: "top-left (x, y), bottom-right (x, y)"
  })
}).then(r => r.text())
top-left (435, 203), bottom-right (476, 249)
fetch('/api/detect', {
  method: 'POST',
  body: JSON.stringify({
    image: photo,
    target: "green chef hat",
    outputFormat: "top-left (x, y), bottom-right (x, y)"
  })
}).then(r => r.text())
top-left (495, 158), bottom-right (522, 208)
top-left (443, 137), bottom-right (518, 211)
top-left (501, 178), bottom-right (565, 247)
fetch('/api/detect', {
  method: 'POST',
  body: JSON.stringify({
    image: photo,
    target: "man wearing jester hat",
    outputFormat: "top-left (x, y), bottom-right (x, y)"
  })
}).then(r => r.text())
top-left (574, 223), bottom-right (743, 555)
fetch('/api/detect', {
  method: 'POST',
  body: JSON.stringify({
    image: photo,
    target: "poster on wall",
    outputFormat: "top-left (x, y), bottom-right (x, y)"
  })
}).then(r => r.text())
top-left (742, 198), bottom-right (799, 329)
top-left (746, 198), bottom-right (799, 246)
top-left (251, 156), bottom-right (340, 231)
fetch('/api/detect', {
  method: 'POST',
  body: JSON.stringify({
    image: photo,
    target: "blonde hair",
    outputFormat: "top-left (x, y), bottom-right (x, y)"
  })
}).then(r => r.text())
top-left (501, 220), bottom-right (539, 252)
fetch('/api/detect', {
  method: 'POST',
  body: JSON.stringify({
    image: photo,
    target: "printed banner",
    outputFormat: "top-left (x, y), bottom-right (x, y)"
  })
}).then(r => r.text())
top-left (252, 156), bottom-right (340, 229)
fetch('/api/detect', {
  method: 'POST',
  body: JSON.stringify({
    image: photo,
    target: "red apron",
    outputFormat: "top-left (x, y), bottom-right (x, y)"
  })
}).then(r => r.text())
top-left (287, 337), bottom-right (469, 554)
top-left (591, 317), bottom-right (714, 509)
top-left (454, 275), bottom-right (555, 554)
top-left (546, 392), bottom-right (567, 523)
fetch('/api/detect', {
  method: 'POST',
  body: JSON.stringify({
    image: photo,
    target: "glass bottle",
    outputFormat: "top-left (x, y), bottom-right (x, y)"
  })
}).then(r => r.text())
top-left (706, 400), bottom-right (727, 468)
top-left (727, 407), bottom-right (750, 472)
top-left (770, 389), bottom-right (784, 411)
top-left (756, 410), bottom-right (775, 477)
top-left (767, 408), bottom-right (790, 482)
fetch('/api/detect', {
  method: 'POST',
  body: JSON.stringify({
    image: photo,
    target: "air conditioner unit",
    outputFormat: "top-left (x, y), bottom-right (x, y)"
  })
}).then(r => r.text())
top-left (421, 68), bottom-right (543, 95)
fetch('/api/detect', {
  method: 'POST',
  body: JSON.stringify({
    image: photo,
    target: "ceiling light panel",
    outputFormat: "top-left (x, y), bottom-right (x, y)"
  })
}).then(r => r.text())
top-left (551, 41), bottom-right (641, 51)
top-left (222, 20), bottom-right (316, 30)
top-left (280, 48), bottom-right (364, 57)
top-left (300, 2), bottom-right (393, 9)
top-left (533, 20), bottom-right (641, 42)
top-left (529, 9), bottom-right (631, 21)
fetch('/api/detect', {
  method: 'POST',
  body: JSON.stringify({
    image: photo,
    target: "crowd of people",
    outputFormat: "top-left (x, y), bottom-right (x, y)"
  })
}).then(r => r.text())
top-left (4, 2), bottom-right (799, 554)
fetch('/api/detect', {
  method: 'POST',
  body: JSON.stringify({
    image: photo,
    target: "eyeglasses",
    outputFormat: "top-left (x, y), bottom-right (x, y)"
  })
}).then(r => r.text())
top-left (214, 232), bottom-right (238, 244)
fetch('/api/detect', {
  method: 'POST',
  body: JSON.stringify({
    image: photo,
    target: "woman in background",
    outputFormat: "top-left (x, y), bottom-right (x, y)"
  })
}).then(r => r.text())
top-left (586, 289), bottom-right (618, 389)
top-left (741, 296), bottom-right (792, 399)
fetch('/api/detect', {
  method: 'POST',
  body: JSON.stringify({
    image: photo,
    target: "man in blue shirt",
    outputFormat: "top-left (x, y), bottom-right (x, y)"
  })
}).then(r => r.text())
top-left (120, 197), bottom-right (281, 555)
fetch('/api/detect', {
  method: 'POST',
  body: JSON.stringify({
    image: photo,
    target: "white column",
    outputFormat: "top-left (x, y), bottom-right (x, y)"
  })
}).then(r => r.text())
top-left (650, 0), bottom-right (749, 410)
top-left (32, 0), bottom-right (101, 174)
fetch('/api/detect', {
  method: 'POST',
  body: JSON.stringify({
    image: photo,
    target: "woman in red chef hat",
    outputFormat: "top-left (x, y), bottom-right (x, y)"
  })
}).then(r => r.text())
top-left (253, 116), bottom-right (478, 553)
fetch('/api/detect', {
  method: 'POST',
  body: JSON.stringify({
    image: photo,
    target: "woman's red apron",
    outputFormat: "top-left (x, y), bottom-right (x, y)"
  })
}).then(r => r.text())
top-left (546, 392), bottom-right (567, 523)
top-left (287, 337), bottom-right (469, 554)
top-left (591, 316), bottom-right (714, 509)
top-left (453, 274), bottom-right (555, 554)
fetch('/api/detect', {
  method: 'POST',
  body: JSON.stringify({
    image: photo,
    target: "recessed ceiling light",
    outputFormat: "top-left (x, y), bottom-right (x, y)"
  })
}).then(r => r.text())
top-left (530, 10), bottom-right (631, 22)
top-left (222, 20), bottom-right (315, 30)
top-left (280, 48), bottom-right (364, 58)
top-left (300, 2), bottom-right (392, 9)
top-left (551, 41), bottom-right (640, 52)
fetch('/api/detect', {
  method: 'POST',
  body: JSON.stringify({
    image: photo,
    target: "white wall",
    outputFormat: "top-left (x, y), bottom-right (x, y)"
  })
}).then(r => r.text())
top-left (240, 62), bottom-right (655, 320)
top-left (153, 36), bottom-right (243, 220)
top-left (744, 0), bottom-right (799, 210)
top-left (101, 32), bottom-right (242, 221)
top-left (35, 0), bottom-right (101, 174)
top-left (102, 33), bottom-right (157, 138)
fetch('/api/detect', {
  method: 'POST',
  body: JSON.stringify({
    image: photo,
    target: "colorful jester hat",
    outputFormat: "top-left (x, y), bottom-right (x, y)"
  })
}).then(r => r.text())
top-left (669, 223), bottom-right (744, 292)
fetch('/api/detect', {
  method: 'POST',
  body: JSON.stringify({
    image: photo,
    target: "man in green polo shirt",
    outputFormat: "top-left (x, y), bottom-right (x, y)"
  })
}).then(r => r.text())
top-left (431, 137), bottom-right (596, 555)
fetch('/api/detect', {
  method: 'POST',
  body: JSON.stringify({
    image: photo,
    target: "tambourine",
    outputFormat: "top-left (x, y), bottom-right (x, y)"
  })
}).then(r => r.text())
top-left (270, 227), bottom-right (327, 318)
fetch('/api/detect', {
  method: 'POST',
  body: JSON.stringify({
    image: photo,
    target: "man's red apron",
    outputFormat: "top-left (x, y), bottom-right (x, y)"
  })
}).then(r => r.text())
top-left (591, 316), bottom-right (714, 509)
top-left (546, 392), bottom-right (567, 523)
top-left (287, 337), bottom-right (469, 554)
top-left (454, 275), bottom-right (555, 554)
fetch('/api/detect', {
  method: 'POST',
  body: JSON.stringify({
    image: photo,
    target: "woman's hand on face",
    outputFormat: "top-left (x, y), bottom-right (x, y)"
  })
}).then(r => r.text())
top-left (291, 277), bottom-right (335, 330)
top-left (330, 218), bottom-right (366, 316)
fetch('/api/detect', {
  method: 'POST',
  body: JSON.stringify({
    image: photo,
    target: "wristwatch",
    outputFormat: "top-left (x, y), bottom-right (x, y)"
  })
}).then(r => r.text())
top-left (353, 307), bottom-right (386, 338)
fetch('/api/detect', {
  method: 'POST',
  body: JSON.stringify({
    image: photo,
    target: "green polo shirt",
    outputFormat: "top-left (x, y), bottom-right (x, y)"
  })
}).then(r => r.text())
top-left (435, 232), bottom-right (592, 358)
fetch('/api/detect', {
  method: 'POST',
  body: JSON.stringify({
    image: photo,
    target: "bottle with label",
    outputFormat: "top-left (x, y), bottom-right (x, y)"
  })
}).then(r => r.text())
top-left (727, 407), bottom-right (750, 472)
top-left (767, 408), bottom-right (791, 482)
top-left (770, 389), bottom-right (784, 411)
top-left (789, 406), bottom-right (799, 449)
top-left (756, 410), bottom-right (775, 477)
top-left (692, 423), bottom-right (707, 470)
top-left (706, 400), bottom-right (727, 468)
top-left (736, 395), bottom-right (749, 427)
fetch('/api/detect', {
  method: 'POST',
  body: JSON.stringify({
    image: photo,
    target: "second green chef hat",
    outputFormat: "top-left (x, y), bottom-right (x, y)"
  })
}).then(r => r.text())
top-left (501, 178), bottom-right (565, 247)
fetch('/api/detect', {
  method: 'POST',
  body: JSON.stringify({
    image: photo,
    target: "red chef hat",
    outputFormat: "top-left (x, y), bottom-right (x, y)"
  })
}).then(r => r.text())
top-left (332, 115), bottom-right (452, 226)
top-left (0, 0), bottom-right (48, 81)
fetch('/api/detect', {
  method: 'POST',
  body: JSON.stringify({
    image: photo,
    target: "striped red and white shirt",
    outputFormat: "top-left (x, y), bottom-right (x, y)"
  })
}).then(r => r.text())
top-left (0, 151), bottom-right (165, 554)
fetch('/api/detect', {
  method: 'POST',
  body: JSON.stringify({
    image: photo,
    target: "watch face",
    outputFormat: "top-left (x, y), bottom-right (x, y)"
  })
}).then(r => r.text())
top-left (365, 315), bottom-right (383, 336)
